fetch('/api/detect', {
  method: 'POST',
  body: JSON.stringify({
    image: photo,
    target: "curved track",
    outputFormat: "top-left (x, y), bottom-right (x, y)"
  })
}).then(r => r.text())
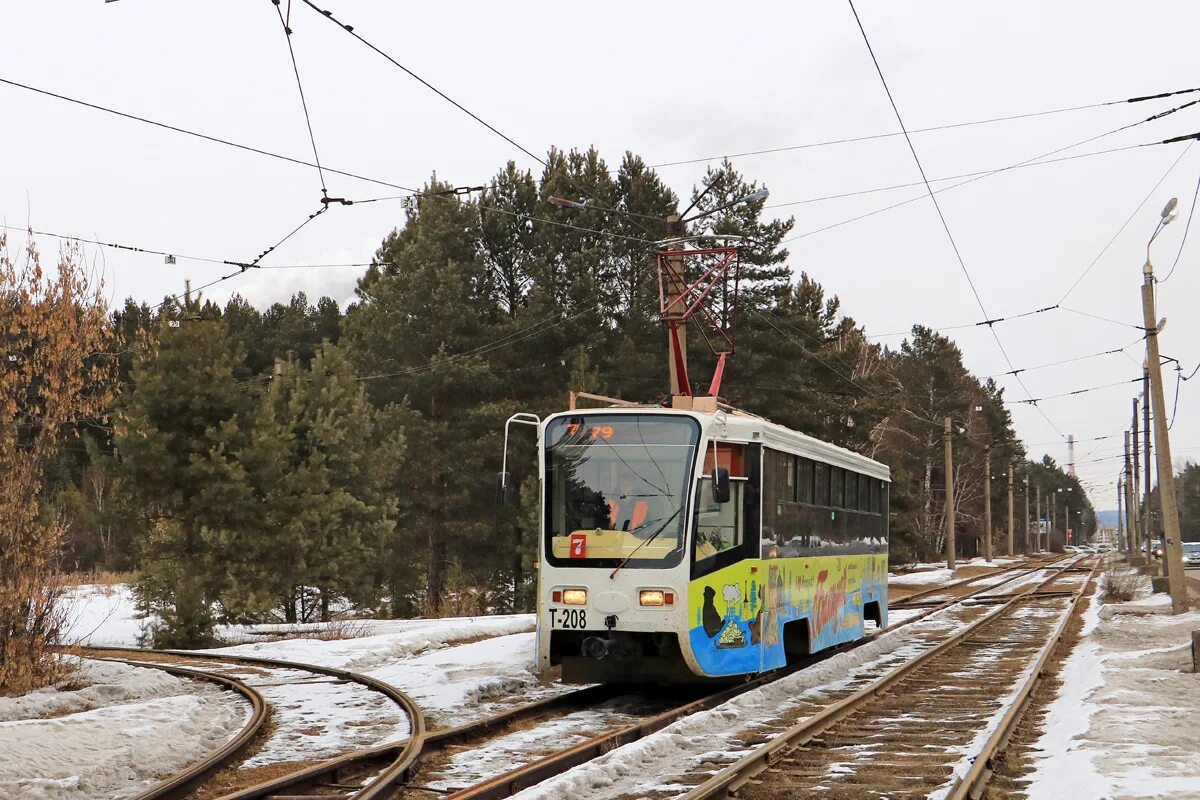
top-left (77, 645), bottom-right (425, 800)
top-left (77, 655), bottom-right (268, 800)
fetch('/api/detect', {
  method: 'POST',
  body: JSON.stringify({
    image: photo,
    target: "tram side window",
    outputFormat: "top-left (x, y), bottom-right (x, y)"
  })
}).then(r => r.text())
top-left (845, 472), bottom-right (858, 511)
top-left (695, 477), bottom-right (744, 558)
top-left (814, 463), bottom-right (829, 507)
top-left (797, 457), bottom-right (814, 504)
top-left (830, 468), bottom-right (844, 511)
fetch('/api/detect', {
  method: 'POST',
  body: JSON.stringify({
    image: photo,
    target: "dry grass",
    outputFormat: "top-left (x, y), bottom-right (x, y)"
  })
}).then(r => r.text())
top-left (1102, 564), bottom-right (1143, 602)
top-left (59, 569), bottom-right (132, 588)
top-left (219, 617), bottom-right (370, 646)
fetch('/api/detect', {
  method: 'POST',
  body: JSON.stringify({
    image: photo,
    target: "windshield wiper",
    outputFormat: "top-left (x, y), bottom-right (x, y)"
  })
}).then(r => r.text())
top-left (608, 506), bottom-right (683, 580)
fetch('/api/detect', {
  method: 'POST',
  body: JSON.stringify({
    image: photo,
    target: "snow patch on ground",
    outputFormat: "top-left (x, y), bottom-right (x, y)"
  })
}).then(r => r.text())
top-left (205, 614), bottom-right (533, 672)
top-left (61, 585), bottom-right (148, 647)
top-left (205, 617), bottom-right (546, 728)
top-left (889, 567), bottom-right (955, 586)
top-left (1024, 591), bottom-right (1200, 799)
top-left (0, 659), bottom-right (246, 800)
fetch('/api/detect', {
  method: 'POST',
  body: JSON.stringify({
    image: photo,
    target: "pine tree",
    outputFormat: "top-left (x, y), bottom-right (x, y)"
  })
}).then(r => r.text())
top-left (239, 344), bottom-right (405, 621)
top-left (114, 311), bottom-right (254, 647)
top-left (344, 180), bottom-right (503, 615)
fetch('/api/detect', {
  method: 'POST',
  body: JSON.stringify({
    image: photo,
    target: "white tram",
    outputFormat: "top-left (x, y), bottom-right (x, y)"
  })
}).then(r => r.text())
top-left (515, 398), bottom-right (890, 683)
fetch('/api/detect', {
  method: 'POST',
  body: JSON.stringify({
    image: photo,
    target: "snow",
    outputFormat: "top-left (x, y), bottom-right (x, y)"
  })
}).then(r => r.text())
top-left (61, 585), bottom-right (148, 647)
top-left (205, 614), bottom-right (534, 671)
top-left (61, 582), bottom-right (535, 654)
top-left (426, 698), bottom-right (651, 792)
top-left (59, 582), bottom-right (547, 758)
top-left (171, 664), bottom-right (412, 768)
top-left (205, 618), bottom-right (548, 728)
top-left (0, 659), bottom-right (247, 800)
top-left (1024, 589), bottom-right (1200, 799)
top-left (889, 567), bottom-right (955, 586)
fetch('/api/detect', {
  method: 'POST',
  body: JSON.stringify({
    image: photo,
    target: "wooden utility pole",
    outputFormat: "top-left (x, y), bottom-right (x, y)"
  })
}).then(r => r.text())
top-left (1143, 366), bottom-right (1153, 558)
top-left (664, 214), bottom-right (687, 396)
top-left (1124, 431), bottom-right (1136, 554)
top-left (983, 445), bottom-right (993, 561)
top-left (1007, 465), bottom-right (1015, 557)
top-left (1141, 260), bottom-right (1187, 612)
top-left (944, 416), bottom-right (956, 569)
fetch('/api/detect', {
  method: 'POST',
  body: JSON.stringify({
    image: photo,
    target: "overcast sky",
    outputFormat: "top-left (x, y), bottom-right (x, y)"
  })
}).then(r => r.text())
top-left (4, 1), bottom-right (1199, 514)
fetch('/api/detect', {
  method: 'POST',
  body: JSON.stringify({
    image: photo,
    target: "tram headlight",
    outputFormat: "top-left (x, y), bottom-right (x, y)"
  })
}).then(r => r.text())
top-left (640, 590), bottom-right (674, 606)
top-left (562, 588), bottom-right (588, 606)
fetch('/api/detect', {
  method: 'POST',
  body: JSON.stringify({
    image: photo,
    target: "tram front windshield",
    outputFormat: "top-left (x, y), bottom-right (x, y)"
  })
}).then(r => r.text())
top-left (544, 414), bottom-right (698, 568)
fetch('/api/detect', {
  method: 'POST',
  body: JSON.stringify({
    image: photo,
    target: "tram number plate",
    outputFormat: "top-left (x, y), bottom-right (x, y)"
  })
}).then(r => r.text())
top-left (550, 608), bottom-right (587, 629)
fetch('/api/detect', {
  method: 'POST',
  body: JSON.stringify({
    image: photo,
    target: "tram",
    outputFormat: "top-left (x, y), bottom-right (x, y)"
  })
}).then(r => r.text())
top-left (518, 397), bottom-right (890, 683)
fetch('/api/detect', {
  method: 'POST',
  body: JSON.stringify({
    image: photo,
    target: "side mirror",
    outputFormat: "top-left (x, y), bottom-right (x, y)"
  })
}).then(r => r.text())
top-left (497, 471), bottom-right (512, 507)
top-left (712, 467), bottom-right (731, 504)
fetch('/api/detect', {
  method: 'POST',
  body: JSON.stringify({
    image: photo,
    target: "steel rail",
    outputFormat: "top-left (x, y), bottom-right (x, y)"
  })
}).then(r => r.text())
top-left (424, 556), bottom-right (1074, 800)
top-left (76, 645), bottom-right (425, 800)
top-left (891, 555), bottom-right (1055, 606)
top-left (97, 556), bottom-right (1074, 800)
top-left (212, 683), bottom-right (619, 800)
top-left (941, 556), bottom-right (1102, 799)
top-left (682, 556), bottom-right (1090, 799)
top-left (77, 656), bottom-right (269, 800)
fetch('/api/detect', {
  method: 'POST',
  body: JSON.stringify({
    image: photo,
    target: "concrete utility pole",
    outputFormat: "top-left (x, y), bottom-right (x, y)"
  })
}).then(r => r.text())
top-left (1141, 199), bottom-right (1187, 613)
top-left (983, 445), bottom-right (993, 561)
top-left (1051, 490), bottom-right (1058, 546)
top-left (1007, 465), bottom-right (1015, 557)
top-left (1124, 431), bottom-right (1136, 552)
top-left (1117, 475), bottom-right (1126, 550)
top-left (1143, 366), bottom-right (1153, 558)
top-left (1131, 400), bottom-right (1142, 545)
top-left (1024, 476), bottom-right (1031, 553)
top-left (664, 214), bottom-right (687, 396)
top-left (944, 416), bottom-right (956, 569)
top-left (1035, 484), bottom-right (1042, 552)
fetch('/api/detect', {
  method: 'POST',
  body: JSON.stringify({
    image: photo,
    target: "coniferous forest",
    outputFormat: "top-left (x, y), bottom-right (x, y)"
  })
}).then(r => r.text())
top-left (30, 150), bottom-right (1095, 647)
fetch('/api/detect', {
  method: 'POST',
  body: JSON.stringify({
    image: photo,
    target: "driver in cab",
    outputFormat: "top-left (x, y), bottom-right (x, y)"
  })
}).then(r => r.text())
top-left (606, 474), bottom-right (651, 534)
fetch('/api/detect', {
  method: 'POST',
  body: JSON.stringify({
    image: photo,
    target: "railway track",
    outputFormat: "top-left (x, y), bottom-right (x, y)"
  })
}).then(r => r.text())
top-left (75, 655), bottom-right (268, 800)
top-left (681, 556), bottom-right (1099, 799)
top-left (75, 646), bottom-right (424, 800)
top-left (204, 556), bottom-right (1073, 800)
top-left (889, 555), bottom-right (1060, 608)
top-left (83, 555), bottom-right (1078, 800)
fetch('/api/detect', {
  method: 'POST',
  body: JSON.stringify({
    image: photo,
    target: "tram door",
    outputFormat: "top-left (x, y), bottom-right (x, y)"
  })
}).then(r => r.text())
top-left (691, 443), bottom-right (764, 676)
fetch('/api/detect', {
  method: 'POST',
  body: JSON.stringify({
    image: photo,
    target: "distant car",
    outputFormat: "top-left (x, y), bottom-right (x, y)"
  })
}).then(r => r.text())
top-left (1063, 545), bottom-right (1080, 552)
top-left (1183, 542), bottom-right (1200, 566)
top-left (1076, 545), bottom-right (1096, 554)
top-left (1093, 542), bottom-right (1114, 553)
top-left (1149, 541), bottom-right (1165, 558)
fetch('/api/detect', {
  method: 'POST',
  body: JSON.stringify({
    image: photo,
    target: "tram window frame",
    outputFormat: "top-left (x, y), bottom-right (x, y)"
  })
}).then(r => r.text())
top-left (693, 443), bottom-right (761, 579)
top-left (797, 457), bottom-right (813, 504)
top-left (814, 462), bottom-right (830, 507)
